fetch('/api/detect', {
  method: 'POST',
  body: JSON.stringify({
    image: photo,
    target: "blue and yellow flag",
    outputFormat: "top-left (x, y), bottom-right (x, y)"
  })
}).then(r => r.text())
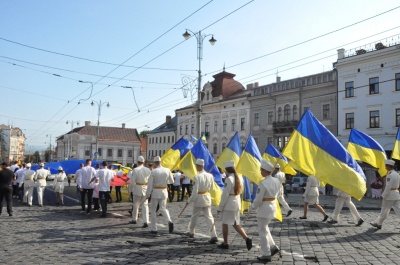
top-left (175, 139), bottom-right (223, 207)
top-left (161, 137), bottom-right (193, 170)
top-left (392, 127), bottom-right (400, 160)
top-left (282, 109), bottom-right (366, 201)
top-left (241, 176), bottom-right (252, 214)
top-left (263, 144), bottom-right (296, 175)
top-left (347, 129), bottom-right (387, 177)
top-left (215, 132), bottom-right (242, 170)
top-left (236, 132), bottom-right (264, 184)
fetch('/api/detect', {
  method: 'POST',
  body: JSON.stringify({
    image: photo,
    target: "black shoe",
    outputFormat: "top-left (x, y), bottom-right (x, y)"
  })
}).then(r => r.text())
top-left (322, 215), bottom-right (329, 222)
top-left (286, 210), bottom-right (292, 217)
top-left (168, 222), bottom-right (174, 233)
top-left (129, 220), bottom-right (137, 224)
top-left (209, 237), bottom-right (218, 244)
top-left (245, 238), bottom-right (252, 251)
top-left (299, 216), bottom-right (307, 219)
top-left (9, 213), bottom-right (12, 217)
top-left (142, 223), bottom-right (148, 228)
top-left (257, 256), bottom-right (271, 262)
top-left (370, 222), bottom-right (382, 229)
top-left (356, 219), bottom-right (364, 226)
top-left (327, 219), bottom-right (338, 224)
top-left (271, 245), bottom-right (280, 256)
top-left (150, 231), bottom-right (157, 234)
top-left (217, 243), bottom-right (229, 249)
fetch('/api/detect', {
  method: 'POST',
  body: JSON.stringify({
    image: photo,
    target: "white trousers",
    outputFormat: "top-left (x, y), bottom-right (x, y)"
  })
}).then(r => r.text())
top-left (331, 196), bottom-right (361, 222)
top-left (188, 206), bottom-right (217, 238)
top-left (150, 198), bottom-right (172, 232)
top-left (24, 184), bottom-right (34, 205)
top-left (37, 186), bottom-right (46, 205)
top-left (277, 187), bottom-right (291, 212)
top-left (375, 199), bottom-right (400, 225)
top-left (132, 195), bottom-right (149, 224)
top-left (257, 217), bottom-right (275, 257)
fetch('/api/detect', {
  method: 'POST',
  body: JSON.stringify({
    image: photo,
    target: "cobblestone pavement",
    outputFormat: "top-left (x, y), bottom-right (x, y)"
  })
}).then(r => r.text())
top-left (1, 184), bottom-right (399, 265)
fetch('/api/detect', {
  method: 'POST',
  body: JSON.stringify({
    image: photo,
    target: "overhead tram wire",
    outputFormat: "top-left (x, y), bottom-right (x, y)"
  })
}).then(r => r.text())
top-left (204, 5), bottom-right (400, 76)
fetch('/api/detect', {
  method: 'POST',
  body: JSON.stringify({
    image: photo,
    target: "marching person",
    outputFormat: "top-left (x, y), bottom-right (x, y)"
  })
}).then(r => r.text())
top-left (74, 163), bottom-right (84, 203)
top-left (145, 156), bottom-right (174, 234)
top-left (34, 163), bottom-right (50, 207)
top-left (187, 159), bottom-right (218, 243)
top-left (251, 160), bottom-right (281, 262)
top-left (15, 164), bottom-right (26, 201)
top-left (77, 159), bottom-right (96, 215)
top-left (328, 189), bottom-right (364, 226)
top-left (370, 159), bottom-right (400, 229)
top-left (272, 164), bottom-right (292, 217)
top-left (217, 161), bottom-right (252, 251)
top-left (124, 156), bottom-right (151, 227)
top-left (0, 162), bottom-right (15, 216)
top-left (53, 166), bottom-right (67, 205)
top-left (90, 161), bottom-right (114, 218)
top-left (299, 175), bottom-right (329, 221)
top-left (20, 163), bottom-right (35, 206)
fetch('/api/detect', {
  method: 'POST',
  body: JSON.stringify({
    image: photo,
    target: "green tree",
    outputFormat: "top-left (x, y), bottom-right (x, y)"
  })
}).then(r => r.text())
top-left (140, 130), bottom-right (150, 138)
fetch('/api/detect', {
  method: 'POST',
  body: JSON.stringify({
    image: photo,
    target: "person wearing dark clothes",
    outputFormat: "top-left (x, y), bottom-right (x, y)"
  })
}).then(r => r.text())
top-left (0, 162), bottom-right (15, 216)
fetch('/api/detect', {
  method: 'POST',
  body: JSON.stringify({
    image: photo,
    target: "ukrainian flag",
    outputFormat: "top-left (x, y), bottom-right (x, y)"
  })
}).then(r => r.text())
top-left (282, 109), bottom-right (366, 201)
top-left (161, 137), bottom-right (193, 170)
top-left (347, 129), bottom-right (387, 177)
top-left (241, 176), bottom-right (252, 214)
top-left (175, 139), bottom-right (223, 207)
top-left (215, 132), bottom-right (242, 169)
top-left (262, 144), bottom-right (297, 175)
top-left (392, 127), bottom-right (400, 160)
top-left (236, 133), bottom-right (264, 184)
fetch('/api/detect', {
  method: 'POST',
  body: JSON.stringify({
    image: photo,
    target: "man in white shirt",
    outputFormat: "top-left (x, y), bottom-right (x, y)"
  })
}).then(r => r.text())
top-left (146, 156), bottom-right (174, 234)
top-left (74, 163), bottom-right (84, 203)
top-left (20, 163), bottom-right (35, 206)
top-left (90, 161), bottom-right (114, 218)
top-left (180, 172), bottom-right (192, 201)
top-left (15, 164), bottom-right (26, 201)
top-left (34, 163), bottom-right (50, 207)
top-left (171, 171), bottom-right (182, 202)
top-left (77, 159), bottom-right (96, 215)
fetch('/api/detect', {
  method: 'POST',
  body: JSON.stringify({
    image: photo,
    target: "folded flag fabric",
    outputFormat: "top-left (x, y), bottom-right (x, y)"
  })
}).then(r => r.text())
top-left (262, 144), bottom-right (296, 175)
top-left (392, 127), bottom-right (400, 160)
top-left (241, 176), bottom-right (252, 214)
top-left (161, 137), bottom-right (193, 170)
top-left (282, 109), bottom-right (366, 201)
top-left (347, 129), bottom-right (387, 177)
top-left (215, 131), bottom-right (241, 170)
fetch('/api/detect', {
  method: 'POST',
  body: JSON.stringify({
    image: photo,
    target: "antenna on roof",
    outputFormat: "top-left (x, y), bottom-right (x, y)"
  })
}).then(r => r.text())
top-left (223, 62), bottom-right (225, 72)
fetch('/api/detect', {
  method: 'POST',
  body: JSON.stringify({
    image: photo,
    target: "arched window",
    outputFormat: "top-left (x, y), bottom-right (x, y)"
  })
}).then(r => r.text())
top-left (293, 105), bottom-right (298, 120)
top-left (278, 107), bottom-right (282, 122)
top-left (284, 104), bottom-right (291, 121)
top-left (206, 91), bottom-right (210, 101)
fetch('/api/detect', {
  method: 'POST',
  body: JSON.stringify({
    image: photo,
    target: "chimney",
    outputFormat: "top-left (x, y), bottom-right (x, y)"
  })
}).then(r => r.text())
top-left (337, 48), bottom-right (345, 59)
top-left (85, 121), bottom-right (91, 126)
top-left (122, 123), bottom-right (126, 129)
top-left (246, 83), bottom-right (254, 90)
top-left (166, 115), bottom-right (171, 125)
top-left (276, 76), bottom-right (281, 83)
top-left (254, 82), bottom-right (259, 88)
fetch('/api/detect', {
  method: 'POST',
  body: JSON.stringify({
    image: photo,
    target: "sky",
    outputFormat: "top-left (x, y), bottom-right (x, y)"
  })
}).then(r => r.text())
top-left (1, 0), bottom-right (399, 152)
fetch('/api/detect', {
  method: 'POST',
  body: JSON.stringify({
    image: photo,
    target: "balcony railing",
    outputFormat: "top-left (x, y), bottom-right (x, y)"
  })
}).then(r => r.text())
top-left (344, 34), bottom-right (400, 58)
top-left (273, 120), bottom-right (298, 128)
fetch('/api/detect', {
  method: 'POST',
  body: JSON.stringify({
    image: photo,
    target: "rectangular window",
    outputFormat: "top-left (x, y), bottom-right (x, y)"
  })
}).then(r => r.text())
top-left (185, 125), bottom-right (188, 134)
top-left (213, 143), bottom-right (217, 154)
top-left (97, 148), bottom-right (102, 157)
top-left (128, 150), bottom-right (133, 157)
top-left (222, 143), bottom-right (226, 150)
top-left (223, 120), bottom-right (227, 132)
top-left (163, 136), bottom-right (166, 143)
top-left (345, 81), bottom-right (354, 98)
top-left (191, 124), bottom-right (194, 134)
top-left (396, 108), bottom-right (400, 127)
top-left (85, 148), bottom-right (90, 157)
top-left (369, 77), bottom-right (379, 94)
top-left (267, 137), bottom-right (273, 144)
top-left (323, 104), bottom-right (330, 119)
top-left (107, 148), bottom-right (112, 157)
top-left (241, 118), bottom-right (245, 131)
top-left (254, 113), bottom-right (259, 126)
top-left (396, 73), bottom-right (400, 91)
top-left (345, 113), bottom-right (354, 129)
top-left (268, 111), bottom-right (273, 124)
top-left (180, 125), bottom-right (182, 135)
top-left (172, 136), bottom-right (175, 143)
top-left (369, 110), bottom-right (380, 128)
top-left (231, 119), bottom-right (236, 131)
top-left (205, 122), bottom-right (209, 133)
top-left (168, 136), bottom-right (170, 143)
top-left (156, 137), bottom-right (158, 144)
top-left (214, 121), bottom-right (218, 133)
top-left (118, 149), bottom-right (123, 157)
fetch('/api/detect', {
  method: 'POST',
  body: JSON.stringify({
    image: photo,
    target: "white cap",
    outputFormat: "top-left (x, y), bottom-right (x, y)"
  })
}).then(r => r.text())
top-left (40, 163), bottom-right (44, 167)
top-left (26, 163), bottom-right (31, 168)
top-left (137, 156), bottom-right (145, 163)
top-left (58, 166), bottom-right (63, 171)
top-left (385, 159), bottom-right (395, 166)
top-left (224, 160), bottom-right (235, 168)
top-left (261, 160), bottom-right (274, 172)
top-left (196, 158), bottom-right (205, 166)
top-left (154, 156), bottom-right (161, 162)
top-left (275, 163), bottom-right (280, 169)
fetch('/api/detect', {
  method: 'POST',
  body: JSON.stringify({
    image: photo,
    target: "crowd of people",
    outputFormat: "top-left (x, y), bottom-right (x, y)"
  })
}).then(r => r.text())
top-left (0, 157), bottom-right (399, 262)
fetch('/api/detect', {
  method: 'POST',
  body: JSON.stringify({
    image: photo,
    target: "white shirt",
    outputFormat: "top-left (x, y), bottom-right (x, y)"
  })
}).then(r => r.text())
top-left (182, 174), bottom-right (191, 185)
top-left (173, 172), bottom-right (182, 186)
top-left (251, 175), bottom-right (281, 219)
top-left (304, 175), bottom-right (320, 197)
top-left (78, 166), bottom-right (96, 189)
top-left (35, 168), bottom-right (50, 186)
top-left (130, 165), bottom-right (151, 196)
top-left (146, 165), bottom-right (174, 199)
top-left (382, 170), bottom-right (400, 200)
top-left (95, 168), bottom-right (114, 192)
top-left (15, 168), bottom-right (26, 183)
top-left (218, 174), bottom-right (243, 212)
top-left (188, 170), bottom-right (214, 207)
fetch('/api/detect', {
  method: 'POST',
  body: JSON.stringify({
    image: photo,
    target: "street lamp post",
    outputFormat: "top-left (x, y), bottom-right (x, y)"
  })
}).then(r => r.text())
top-left (182, 29), bottom-right (216, 139)
top-left (65, 120), bottom-right (80, 159)
top-left (46, 134), bottom-right (52, 162)
top-left (91, 100), bottom-right (110, 159)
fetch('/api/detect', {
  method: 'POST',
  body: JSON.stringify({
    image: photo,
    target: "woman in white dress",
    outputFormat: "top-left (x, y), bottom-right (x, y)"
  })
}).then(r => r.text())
top-left (53, 166), bottom-right (67, 205)
top-left (299, 175), bottom-right (329, 221)
top-left (217, 161), bottom-right (252, 251)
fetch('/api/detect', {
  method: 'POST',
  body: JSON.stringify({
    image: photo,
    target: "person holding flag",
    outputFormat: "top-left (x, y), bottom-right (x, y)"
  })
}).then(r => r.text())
top-left (186, 158), bottom-right (218, 244)
top-left (217, 161), bottom-right (252, 251)
top-left (251, 160), bottom-right (281, 262)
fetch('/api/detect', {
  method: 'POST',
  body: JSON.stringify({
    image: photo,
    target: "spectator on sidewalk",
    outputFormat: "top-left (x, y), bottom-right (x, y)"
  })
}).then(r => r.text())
top-left (90, 161), bottom-right (114, 218)
top-left (171, 170), bottom-right (182, 202)
top-left (180, 172), bottom-right (192, 202)
top-left (299, 175), bottom-right (329, 222)
top-left (115, 166), bottom-right (124, 202)
top-left (15, 164), bottom-right (26, 201)
top-left (93, 179), bottom-right (100, 212)
top-left (0, 162), bottom-right (15, 216)
top-left (77, 159), bottom-right (96, 215)
top-left (370, 175), bottom-right (383, 199)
